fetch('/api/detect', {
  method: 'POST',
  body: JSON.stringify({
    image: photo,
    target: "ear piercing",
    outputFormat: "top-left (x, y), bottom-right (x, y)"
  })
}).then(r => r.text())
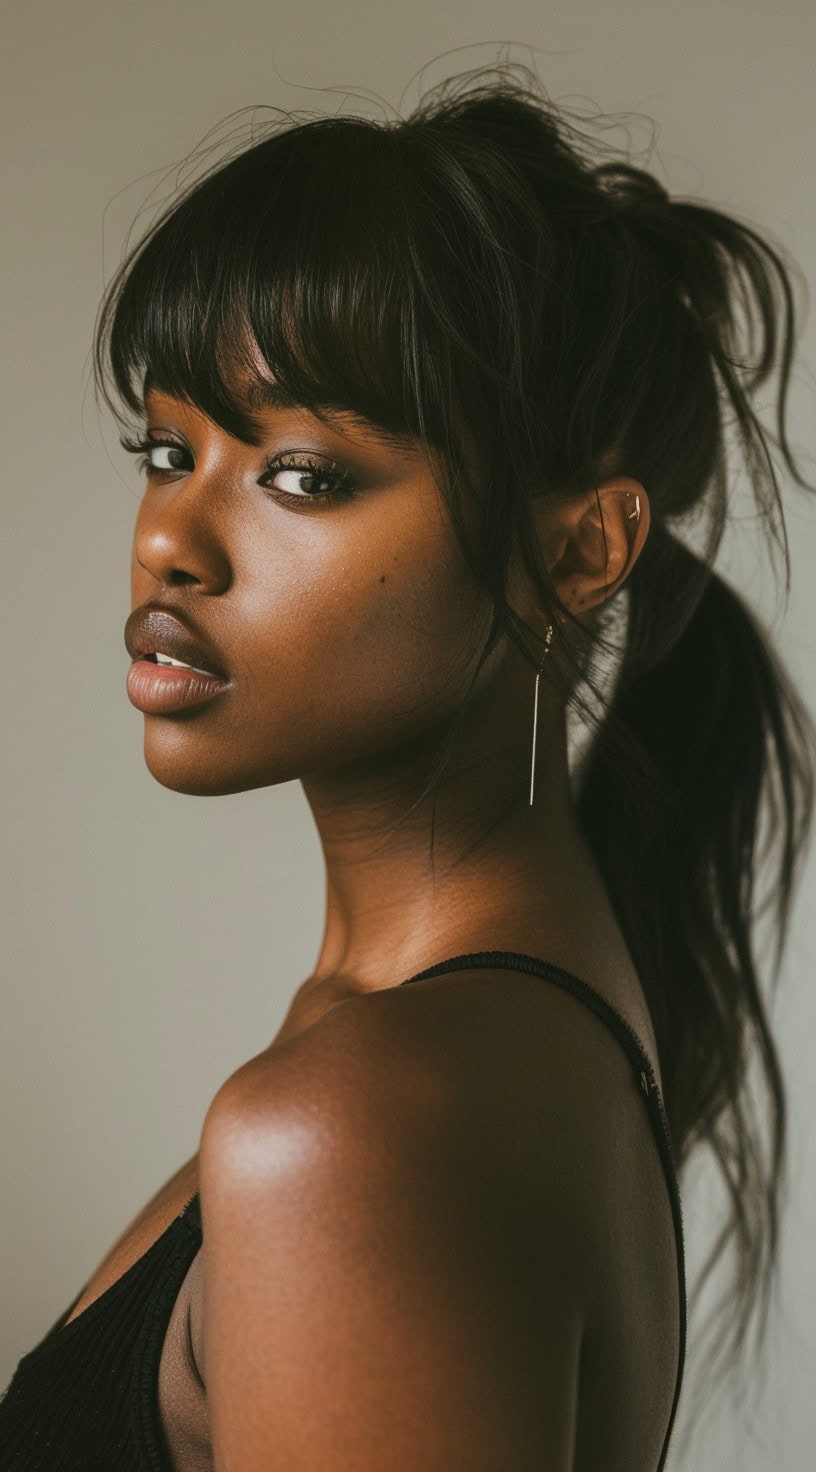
top-left (528, 492), bottom-right (640, 807)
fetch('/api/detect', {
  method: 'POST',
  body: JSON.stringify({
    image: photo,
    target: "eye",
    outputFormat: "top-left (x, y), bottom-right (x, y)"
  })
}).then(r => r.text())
top-left (119, 437), bottom-right (357, 506)
top-left (260, 454), bottom-right (357, 506)
top-left (145, 443), bottom-right (189, 472)
top-left (120, 435), bottom-right (191, 477)
top-left (277, 468), bottom-right (329, 496)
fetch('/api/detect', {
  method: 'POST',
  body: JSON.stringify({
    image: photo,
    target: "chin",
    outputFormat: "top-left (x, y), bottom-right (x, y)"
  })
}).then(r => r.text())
top-left (141, 728), bottom-right (291, 798)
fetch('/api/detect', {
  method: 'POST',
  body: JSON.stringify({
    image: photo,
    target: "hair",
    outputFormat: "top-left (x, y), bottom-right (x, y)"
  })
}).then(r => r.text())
top-left (94, 62), bottom-right (816, 1418)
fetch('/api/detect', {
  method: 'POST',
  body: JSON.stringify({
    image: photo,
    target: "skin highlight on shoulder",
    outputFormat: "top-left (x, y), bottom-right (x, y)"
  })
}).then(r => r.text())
top-left (196, 986), bottom-right (596, 1470)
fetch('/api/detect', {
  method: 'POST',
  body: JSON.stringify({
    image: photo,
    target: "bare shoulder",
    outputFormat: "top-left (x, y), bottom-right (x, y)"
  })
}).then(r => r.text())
top-left (202, 964), bottom-right (644, 1226)
top-left (195, 970), bottom-right (671, 1469)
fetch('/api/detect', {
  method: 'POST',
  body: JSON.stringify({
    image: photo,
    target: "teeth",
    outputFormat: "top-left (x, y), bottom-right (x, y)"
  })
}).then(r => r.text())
top-left (153, 652), bottom-right (212, 676)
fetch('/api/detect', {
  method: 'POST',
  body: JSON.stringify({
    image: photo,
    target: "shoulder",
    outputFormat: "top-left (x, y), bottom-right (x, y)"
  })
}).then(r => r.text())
top-left (200, 961), bottom-right (647, 1304)
top-left (202, 964), bottom-right (639, 1222)
top-left (196, 971), bottom-right (656, 1467)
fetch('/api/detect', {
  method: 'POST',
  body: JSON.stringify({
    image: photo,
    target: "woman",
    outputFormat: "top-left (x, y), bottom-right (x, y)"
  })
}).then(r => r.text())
top-left (1, 64), bottom-right (813, 1472)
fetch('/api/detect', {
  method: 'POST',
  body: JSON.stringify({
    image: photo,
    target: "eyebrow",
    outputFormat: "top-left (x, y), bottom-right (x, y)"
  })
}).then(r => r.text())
top-left (245, 381), bottom-right (419, 450)
top-left (142, 373), bottom-right (421, 453)
top-left (142, 373), bottom-right (296, 415)
top-left (245, 380), bottom-right (303, 412)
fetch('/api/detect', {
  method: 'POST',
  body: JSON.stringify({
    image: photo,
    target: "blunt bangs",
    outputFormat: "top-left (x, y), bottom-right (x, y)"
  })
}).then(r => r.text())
top-left (96, 116), bottom-right (484, 453)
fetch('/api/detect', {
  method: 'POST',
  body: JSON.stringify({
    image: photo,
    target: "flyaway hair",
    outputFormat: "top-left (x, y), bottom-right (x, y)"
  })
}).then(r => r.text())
top-left (94, 62), bottom-right (816, 1422)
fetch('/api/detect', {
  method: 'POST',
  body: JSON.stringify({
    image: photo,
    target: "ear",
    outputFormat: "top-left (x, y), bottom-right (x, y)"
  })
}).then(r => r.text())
top-left (532, 477), bottom-right (650, 618)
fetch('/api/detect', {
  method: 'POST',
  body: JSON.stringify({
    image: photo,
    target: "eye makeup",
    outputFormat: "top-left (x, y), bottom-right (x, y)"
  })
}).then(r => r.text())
top-left (120, 433), bottom-right (360, 508)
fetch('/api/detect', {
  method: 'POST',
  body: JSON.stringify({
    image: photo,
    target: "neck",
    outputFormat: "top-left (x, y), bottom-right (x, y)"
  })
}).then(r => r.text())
top-left (300, 665), bottom-right (591, 995)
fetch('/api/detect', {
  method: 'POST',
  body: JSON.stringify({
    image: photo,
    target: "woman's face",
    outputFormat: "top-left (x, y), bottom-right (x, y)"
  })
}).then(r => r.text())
top-left (125, 389), bottom-right (493, 797)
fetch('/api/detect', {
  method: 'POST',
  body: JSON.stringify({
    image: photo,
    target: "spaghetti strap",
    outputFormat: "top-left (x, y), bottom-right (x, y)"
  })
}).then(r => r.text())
top-left (398, 948), bottom-right (687, 1472)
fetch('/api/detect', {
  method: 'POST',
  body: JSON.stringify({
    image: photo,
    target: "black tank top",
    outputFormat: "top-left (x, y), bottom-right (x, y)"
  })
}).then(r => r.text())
top-left (0, 951), bottom-right (687, 1471)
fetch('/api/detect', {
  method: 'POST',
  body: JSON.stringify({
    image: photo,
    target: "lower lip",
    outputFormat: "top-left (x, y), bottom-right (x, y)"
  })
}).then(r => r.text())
top-left (126, 658), bottom-right (231, 714)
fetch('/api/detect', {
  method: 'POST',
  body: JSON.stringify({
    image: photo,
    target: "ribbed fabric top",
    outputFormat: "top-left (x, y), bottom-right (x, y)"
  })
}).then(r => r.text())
top-left (0, 1192), bottom-right (201, 1471)
top-left (0, 951), bottom-right (686, 1472)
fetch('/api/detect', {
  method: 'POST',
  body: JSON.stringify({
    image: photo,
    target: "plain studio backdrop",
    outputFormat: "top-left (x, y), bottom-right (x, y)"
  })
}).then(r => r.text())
top-left (1, 3), bottom-right (814, 1467)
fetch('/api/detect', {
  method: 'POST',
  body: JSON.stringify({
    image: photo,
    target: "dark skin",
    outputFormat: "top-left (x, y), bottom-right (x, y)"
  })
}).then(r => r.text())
top-left (131, 389), bottom-right (654, 1035)
top-left (63, 388), bottom-right (682, 1470)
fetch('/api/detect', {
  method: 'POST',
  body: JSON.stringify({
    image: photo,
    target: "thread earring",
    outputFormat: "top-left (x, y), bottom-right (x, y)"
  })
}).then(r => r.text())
top-left (528, 621), bottom-right (554, 807)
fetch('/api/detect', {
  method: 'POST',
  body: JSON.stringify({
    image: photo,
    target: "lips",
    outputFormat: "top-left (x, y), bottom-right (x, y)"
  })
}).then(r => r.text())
top-left (124, 606), bottom-right (229, 680)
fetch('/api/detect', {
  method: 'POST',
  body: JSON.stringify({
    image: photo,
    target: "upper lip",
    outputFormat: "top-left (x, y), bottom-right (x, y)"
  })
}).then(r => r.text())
top-left (124, 606), bottom-right (229, 680)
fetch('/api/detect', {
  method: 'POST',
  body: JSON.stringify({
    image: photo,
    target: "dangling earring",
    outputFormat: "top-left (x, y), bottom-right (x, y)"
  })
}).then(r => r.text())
top-left (529, 621), bottom-right (554, 807)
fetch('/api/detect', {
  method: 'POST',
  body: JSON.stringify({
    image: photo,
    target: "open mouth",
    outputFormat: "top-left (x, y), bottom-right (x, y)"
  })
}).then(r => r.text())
top-left (141, 652), bottom-right (220, 678)
top-left (126, 654), bottom-right (231, 714)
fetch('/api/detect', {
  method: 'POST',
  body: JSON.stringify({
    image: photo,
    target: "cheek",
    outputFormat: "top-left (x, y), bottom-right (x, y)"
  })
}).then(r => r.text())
top-left (245, 509), bottom-right (490, 749)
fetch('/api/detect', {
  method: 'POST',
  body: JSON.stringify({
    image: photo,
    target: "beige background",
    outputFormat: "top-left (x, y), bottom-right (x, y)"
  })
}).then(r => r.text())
top-left (2, 2), bottom-right (815, 1466)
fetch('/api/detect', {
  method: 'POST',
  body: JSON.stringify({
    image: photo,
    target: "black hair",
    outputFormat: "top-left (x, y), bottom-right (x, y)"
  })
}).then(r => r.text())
top-left (94, 62), bottom-right (816, 1422)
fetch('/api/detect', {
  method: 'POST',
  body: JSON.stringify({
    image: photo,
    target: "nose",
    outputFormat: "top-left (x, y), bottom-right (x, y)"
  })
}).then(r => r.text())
top-left (132, 476), bottom-right (231, 593)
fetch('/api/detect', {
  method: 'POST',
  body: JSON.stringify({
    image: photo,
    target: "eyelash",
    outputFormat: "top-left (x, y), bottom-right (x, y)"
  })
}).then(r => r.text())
top-left (119, 435), bottom-right (358, 508)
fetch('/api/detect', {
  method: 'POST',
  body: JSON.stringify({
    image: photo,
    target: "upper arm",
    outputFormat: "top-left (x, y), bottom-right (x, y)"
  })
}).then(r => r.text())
top-left (198, 993), bottom-right (608, 1472)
